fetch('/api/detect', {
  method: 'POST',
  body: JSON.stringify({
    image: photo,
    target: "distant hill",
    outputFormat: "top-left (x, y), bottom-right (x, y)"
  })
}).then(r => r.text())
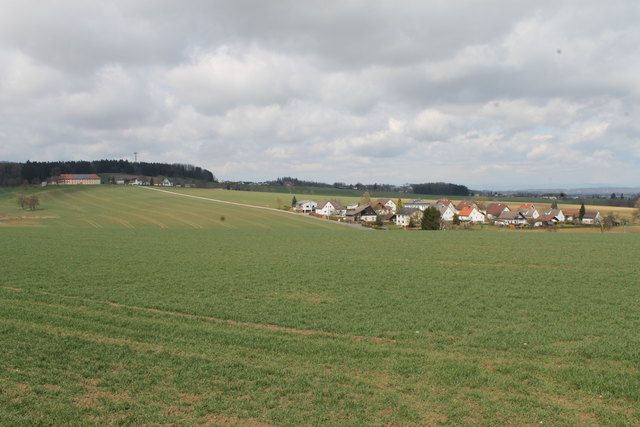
top-left (0, 160), bottom-right (216, 186)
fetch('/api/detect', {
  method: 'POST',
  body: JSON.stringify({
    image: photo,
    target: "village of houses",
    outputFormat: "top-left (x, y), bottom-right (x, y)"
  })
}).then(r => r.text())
top-left (293, 197), bottom-right (603, 228)
top-left (50, 173), bottom-right (604, 228)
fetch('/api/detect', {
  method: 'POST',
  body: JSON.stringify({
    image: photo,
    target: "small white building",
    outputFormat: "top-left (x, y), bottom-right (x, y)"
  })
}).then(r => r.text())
top-left (294, 200), bottom-right (317, 213)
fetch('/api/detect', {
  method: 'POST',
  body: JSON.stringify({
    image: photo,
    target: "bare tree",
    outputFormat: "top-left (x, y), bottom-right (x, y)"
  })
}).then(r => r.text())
top-left (16, 194), bottom-right (26, 209)
top-left (27, 195), bottom-right (39, 210)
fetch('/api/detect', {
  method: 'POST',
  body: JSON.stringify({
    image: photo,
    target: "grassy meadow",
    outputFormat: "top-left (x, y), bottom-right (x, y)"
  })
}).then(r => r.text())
top-left (1, 186), bottom-right (639, 425)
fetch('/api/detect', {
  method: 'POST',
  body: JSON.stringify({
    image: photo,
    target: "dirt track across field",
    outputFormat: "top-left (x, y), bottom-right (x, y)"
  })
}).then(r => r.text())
top-left (139, 187), bottom-right (371, 230)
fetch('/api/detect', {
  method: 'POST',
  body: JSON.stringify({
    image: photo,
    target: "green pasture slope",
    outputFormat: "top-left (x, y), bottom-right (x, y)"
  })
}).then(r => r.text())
top-left (1, 186), bottom-right (639, 425)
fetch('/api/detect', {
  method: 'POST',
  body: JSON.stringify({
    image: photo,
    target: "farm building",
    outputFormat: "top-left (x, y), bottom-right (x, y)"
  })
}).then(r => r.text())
top-left (58, 174), bottom-right (101, 185)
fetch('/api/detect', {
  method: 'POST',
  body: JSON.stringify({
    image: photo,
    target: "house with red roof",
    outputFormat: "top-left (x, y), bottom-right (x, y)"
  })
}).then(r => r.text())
top-left (455, 200), bottom-right (477, 211)
top-left (485, 203), bottom-right (510, 219)
top-left (457, 206), bottom-right (486, 223)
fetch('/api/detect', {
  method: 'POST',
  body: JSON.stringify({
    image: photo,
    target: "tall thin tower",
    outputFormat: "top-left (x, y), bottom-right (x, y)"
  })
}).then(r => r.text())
top-left (134, 152), bottom-right (138, 163)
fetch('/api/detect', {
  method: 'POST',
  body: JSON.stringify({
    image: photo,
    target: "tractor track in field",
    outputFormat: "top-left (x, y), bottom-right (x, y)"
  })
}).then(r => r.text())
top-left (0, 286), bottom-right (394, 344)
top-left (138, 187), bottom-right (370, 230)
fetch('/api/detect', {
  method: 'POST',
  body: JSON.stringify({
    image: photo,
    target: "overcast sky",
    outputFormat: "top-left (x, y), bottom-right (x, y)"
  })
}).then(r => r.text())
top-left (1, 1), bottom-right (639, 189)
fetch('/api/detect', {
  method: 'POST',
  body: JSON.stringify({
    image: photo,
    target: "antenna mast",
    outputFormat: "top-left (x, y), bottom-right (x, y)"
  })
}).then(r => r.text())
top-left (134, 152), bottom-right (138, 163)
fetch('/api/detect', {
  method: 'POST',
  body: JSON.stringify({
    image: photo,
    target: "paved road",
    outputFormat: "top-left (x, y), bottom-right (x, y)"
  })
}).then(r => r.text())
top-left (139, 186), bottom-right (371, 230)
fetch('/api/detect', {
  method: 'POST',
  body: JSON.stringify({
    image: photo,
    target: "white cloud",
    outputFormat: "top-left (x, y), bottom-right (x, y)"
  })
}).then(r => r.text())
top-left (0, 1), bottom-right (638, 188)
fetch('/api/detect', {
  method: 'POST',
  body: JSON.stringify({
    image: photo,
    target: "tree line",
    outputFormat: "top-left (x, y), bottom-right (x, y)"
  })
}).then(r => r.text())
top-left (0, 160), bottom-right (216, 186)
top-left (412, 182), bottom-right (470, 196)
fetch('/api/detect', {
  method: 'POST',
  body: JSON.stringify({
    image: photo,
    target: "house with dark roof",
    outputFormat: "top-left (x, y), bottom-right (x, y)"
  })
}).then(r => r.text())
top-left (346, 205), bottom-right (377, 223)
top-left (394, 207), bottom-right (422, 227)
top-left (495, 210), bottom-right (527, 226)
top-left (582, 211), bottom-right (603, 225)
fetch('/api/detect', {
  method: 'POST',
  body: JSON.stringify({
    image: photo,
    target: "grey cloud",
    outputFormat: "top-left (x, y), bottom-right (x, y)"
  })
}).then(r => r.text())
top-left (1, 1), bottom-right (639, 187)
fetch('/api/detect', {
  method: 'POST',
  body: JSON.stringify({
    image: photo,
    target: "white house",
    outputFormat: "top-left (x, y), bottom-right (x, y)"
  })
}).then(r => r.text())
top-left (582, 211), bottom-right (603, 224)
top-left (375, 198), bottom-right (397, 213)
top-left (315, 200), bottom-right (345, 216)
top-left (130, 178), bottom-right (144, 186)
top-left (457, 206), bottom-right (486, 223)
top-left (346, 205), bottom-right (378, 222)
top-left (543, 208), bottom-right (565, 222)
top-left (437, 203), bottom-right (457, 222)
top-left (160, 178), bottom-right (174, 187)
top-left (495, 211), bottom-right (527, 226)
top-left (404, 199), bottom-right (432, 211)
top-left (294, 200), bottom-right (317, 213)
top-left (519, 204), bottom-right (539, 219)
top-left (394, 207), bottom-right (422, 227)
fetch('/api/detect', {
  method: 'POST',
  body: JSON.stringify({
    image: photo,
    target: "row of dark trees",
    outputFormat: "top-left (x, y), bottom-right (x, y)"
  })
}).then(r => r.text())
top-left (270, 177), bottom-right (470, 196)
top-left (412, 182), bottom-right (470, 196)
top-left (0, 160), bottom-right (216, 186)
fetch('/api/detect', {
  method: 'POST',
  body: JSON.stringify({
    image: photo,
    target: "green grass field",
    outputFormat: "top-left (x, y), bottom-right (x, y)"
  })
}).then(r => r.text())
top-left (1, 186), bottom-right (639, 425)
